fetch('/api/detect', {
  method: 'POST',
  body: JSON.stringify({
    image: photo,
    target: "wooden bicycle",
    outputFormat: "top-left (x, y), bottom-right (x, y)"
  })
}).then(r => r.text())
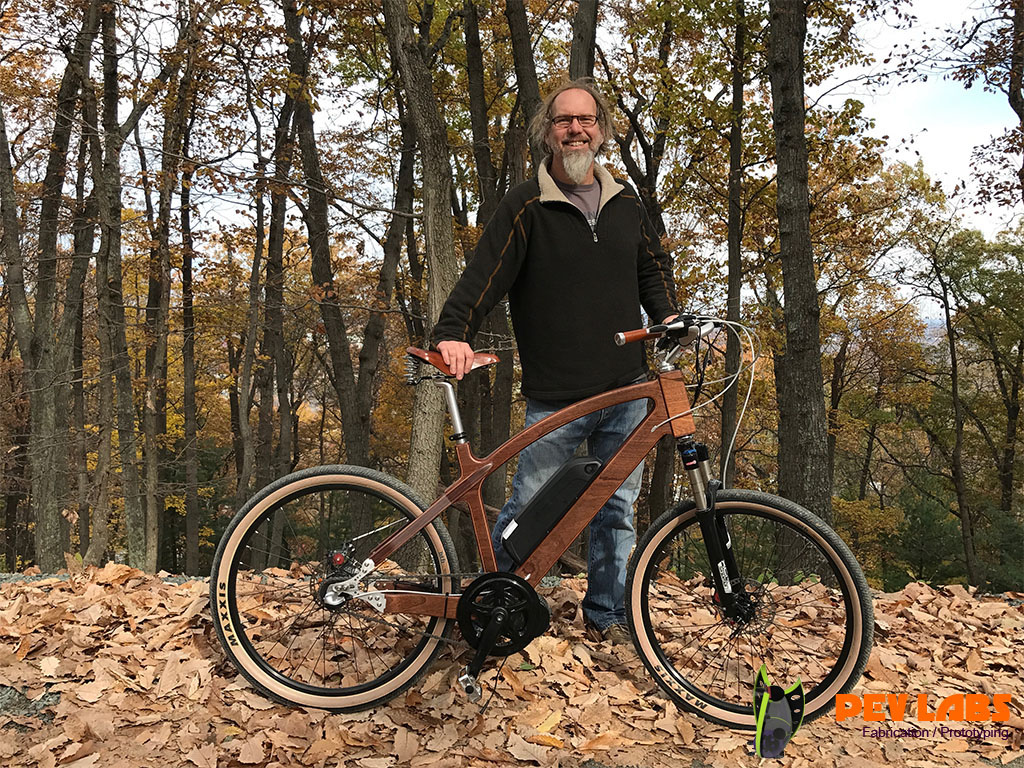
top-left (210, 316), bottom-right (873, 728)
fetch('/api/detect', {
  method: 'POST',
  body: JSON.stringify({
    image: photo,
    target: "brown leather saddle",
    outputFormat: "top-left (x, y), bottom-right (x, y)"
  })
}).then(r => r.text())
top-left (405, 346), bottom-right (500, 377)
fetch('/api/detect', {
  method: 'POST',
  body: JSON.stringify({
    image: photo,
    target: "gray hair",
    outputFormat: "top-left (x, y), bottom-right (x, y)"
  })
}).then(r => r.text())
top-left (528, 78), bottom-right (614, 157)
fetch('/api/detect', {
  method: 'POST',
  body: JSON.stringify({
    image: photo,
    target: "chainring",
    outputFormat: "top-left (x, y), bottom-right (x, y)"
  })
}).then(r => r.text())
top-left (456, 572), bottom-right (550, 656)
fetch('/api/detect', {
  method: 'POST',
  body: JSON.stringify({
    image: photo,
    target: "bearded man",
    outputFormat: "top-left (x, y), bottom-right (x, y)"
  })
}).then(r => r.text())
top-left (431, 79), bottom-right (678, 649)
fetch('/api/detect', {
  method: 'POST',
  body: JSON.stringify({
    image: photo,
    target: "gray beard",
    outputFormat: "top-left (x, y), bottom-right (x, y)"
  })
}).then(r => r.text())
top-left (560, 147), bottom-right (596, 184)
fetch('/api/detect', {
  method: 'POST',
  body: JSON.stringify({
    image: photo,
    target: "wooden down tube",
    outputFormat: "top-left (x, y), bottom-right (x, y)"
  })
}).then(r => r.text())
top-left (370, 371), bottom-right (696, 618)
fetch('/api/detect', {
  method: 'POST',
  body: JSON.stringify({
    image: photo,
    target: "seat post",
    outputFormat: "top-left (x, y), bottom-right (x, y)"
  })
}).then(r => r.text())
top-left (434, 380), bottom-right (468, 444)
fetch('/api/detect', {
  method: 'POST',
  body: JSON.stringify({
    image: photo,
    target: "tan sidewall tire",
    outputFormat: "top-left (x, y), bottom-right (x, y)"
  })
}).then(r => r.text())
top-left (627, 491), bottom-right (872, 729)
top-left (210, 467), bottom-right (455, 711)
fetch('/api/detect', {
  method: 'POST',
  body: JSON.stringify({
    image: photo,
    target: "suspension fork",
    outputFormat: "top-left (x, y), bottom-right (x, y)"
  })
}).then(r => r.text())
top-left (677, 438), bottom-right (746, 620)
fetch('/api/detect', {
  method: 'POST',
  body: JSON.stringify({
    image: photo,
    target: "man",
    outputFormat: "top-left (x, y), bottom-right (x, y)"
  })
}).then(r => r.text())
top-left (432, 79), bottom-right (677, 648)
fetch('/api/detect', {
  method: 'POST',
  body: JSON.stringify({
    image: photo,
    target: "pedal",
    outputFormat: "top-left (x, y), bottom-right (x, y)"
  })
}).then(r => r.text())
top-left (457, 667), bottom-right (482, 702)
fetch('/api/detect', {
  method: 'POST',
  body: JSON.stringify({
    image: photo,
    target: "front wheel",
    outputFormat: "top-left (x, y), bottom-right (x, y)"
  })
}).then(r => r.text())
top-left (210, 465), bottom-right (459, 712)
top-left (627, 490), bottom-right (873, 729)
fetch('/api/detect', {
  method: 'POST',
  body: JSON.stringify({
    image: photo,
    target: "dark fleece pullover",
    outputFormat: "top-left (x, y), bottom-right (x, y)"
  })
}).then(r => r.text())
top-left (432, 161), bottom-right (678, 401)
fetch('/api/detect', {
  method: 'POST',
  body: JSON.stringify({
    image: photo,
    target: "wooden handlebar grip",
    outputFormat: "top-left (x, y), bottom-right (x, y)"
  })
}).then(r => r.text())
top-left (613, 328), bottom-right (651, 346)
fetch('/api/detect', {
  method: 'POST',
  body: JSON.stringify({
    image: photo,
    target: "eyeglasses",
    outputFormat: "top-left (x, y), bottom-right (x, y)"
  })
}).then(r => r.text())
top-left (550, 114), bottom-right (598, 128)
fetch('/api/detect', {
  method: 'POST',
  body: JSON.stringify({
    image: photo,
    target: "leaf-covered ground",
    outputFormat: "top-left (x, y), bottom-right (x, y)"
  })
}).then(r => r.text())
top-left (1, 563), bottom-right (1021, 767)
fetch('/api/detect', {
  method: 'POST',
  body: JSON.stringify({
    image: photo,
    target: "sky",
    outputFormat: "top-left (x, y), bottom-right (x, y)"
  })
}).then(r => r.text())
top-left (815, 0), bottom-right (1021, 237)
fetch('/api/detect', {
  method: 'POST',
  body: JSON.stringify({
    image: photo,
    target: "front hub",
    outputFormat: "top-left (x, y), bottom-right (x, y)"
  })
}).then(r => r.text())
top-left (715, 580), bottom-right (775, 632)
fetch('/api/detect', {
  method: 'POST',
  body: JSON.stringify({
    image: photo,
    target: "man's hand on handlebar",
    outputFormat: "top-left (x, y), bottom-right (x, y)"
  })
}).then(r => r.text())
top-left (436, 340), bottom-right (475, 380)
top-left (615, 314), bottom-right (720, 349)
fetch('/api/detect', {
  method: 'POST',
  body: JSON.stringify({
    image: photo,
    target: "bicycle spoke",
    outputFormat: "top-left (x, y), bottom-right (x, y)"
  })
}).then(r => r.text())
top-left (268, 599), bottom-right (322, 664)
top-left (328, 617), bottom-right (345, 685)
top-left (295, 607), bottom-right (328, 682)
top-left (701, 627), bottom-right (742, 692)
top-left (236, 578), bottom-right (310, 602)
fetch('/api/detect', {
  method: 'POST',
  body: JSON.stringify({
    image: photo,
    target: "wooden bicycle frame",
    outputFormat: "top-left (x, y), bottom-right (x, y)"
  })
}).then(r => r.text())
top-left (366, 369), bottom-right (696, 620)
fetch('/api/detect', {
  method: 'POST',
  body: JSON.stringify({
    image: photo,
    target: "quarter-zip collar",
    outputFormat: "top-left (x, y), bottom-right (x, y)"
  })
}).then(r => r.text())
top-left (538, 158), bottom-right (625, 218)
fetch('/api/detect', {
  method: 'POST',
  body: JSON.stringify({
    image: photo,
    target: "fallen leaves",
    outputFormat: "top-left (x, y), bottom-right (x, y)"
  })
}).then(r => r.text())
top-left (236, 734), bottom-right (266, 764)
top-left (506, 732), bottom-right (551, 764)
top-left (578, 730), bottom-right (630, 752)
top-left (184, 743), bottom-right (217, 768)
top-left (393, 726), bottom-right (419, 762)
top-left (0, 571), bottom-right (1021, 768)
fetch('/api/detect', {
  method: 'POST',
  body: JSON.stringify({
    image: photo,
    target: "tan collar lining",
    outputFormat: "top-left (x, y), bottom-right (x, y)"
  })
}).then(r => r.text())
top-left (538, 159), bottom-right (625, 215)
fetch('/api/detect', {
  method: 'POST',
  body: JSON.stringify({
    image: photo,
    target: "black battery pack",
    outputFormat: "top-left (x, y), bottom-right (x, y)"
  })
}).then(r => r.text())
top-left (500, 456), bottom-right (603, 566)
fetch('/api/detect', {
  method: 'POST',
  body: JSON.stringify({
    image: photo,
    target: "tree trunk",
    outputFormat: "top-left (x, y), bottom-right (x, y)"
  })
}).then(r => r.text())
top-left (998, 369), bottom-right (1019, 513)
top-left (234, 213), bottom-right (262, 509)
top-left (1, 371), bottom-right (28, 570)
top-left (1008, 0), bottom-right (1023, 208)
top-left (227, 339), bottom-right (245, 483)
top-left (268, 137), bottom-right (295, 487)
top-left (0, 0), bottom-right (100, 571)
top-left (144, 59), bottom-right (193, 571)
top-left (767, 0), bottom-right (832, 523)
top-left (936, 272), bottom-right (981, 585)
top-left (401, 214), bottom-right (427, 346)
top-left (858, 424), bottom-right (877, 502)
top-left (826, 336), bottom-right (847, 485)
top-left (83, 220), bottom-right (115, 562)
top-left (83, 98), bottom-right (115, 567)
top-left (180, 91), bottom-right (204, 572)
top-left (569, 0), bottom-right (598, 79)
top-left (71, 134), bottom-right (97, 558)
top-left (265, 99), bottom-right (296, 567)
top-left (284, 0), bottom-right (370, 470)
top-left (255, 362), bottom-right (275, 488)
top-left (464, 1), bottom-right (499, 224)
top-left (465, 0), bottom-right (513, 510)
top-left (182, 153), bottom-right (200, 575)
top-left (354, 117), bottom-right (411, 469)
top-left (0, 105), bottom-right (29, 561)
top-left (383, 0), bottom-right (463, 501)
top-left (721, 0), bottom-right (745, 487)
top-left (232, 65), bottom-right (270, 510)
top-left (99, 5), bottom-right (146, 567)
top-left (505, 0), bottom-right (544, 169)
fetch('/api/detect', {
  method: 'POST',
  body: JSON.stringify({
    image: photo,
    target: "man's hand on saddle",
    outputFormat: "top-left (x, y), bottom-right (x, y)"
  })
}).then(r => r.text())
top-left (436, 340), bottom-right (475, 380)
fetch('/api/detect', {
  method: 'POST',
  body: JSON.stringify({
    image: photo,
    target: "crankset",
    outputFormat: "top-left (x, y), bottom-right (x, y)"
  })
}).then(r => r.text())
top-left (455, 572), bottom-right (550, 701)
top-left (457, 572), bottom-right (550, 655)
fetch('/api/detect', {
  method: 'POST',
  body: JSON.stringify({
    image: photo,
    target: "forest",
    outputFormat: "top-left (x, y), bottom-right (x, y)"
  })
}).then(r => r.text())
top-left (0, 0), bottom-right (1021, 591)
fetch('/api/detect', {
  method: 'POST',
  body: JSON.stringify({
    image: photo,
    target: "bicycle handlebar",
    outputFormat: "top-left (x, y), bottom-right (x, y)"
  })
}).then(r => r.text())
top-left (613, 328), bottom-right (657, 346)
top-left (614, 315), bottom-right (720, 347)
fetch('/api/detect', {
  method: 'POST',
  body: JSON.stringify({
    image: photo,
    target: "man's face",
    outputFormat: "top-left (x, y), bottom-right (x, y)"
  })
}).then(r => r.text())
top-left (546, 89), bottom-right (603, 183)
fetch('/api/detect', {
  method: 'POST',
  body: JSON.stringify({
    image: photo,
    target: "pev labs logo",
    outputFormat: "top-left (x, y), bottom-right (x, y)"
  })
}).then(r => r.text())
top-left (753, 666), bottom-right (805, 758)
top-left (836, 693), bottom-right (1012, 723)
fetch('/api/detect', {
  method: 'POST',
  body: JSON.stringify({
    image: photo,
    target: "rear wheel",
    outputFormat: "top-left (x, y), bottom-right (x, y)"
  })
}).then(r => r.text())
top-left (627, 489), bottom-right (873, 728)
top-left (210, 465), bottom-right (458, 711)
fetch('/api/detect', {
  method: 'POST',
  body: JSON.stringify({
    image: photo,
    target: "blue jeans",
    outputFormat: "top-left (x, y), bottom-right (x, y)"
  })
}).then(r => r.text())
top-left (491, 395), bottom-right (647, 631)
